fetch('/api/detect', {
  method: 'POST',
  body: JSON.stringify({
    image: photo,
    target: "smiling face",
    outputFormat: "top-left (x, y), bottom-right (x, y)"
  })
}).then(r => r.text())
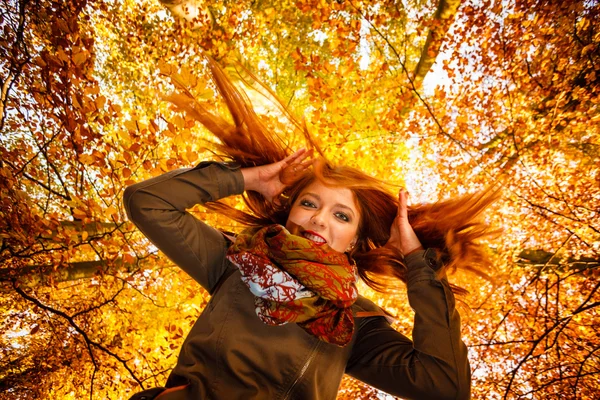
top-left (285, 181), bottom-right (361, 253)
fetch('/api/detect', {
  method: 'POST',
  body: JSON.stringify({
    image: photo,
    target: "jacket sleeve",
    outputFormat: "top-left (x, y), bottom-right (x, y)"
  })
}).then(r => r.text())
top-left (346, 251), bottom-right (471, 400)
top-left (123, 162), bottom-right (245, 294)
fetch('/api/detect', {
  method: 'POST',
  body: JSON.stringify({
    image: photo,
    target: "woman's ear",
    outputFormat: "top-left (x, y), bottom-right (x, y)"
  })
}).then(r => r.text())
top-left (346, 237), bottom-right (358, 253)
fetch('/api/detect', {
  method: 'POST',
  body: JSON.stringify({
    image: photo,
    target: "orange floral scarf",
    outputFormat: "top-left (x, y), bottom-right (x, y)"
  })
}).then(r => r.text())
top-left (226, 224), bottom-right (358, 346)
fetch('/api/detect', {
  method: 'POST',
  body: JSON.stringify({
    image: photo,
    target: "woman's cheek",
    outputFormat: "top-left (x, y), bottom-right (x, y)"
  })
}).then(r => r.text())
top-left (285, 214), bottom-right (303, 235)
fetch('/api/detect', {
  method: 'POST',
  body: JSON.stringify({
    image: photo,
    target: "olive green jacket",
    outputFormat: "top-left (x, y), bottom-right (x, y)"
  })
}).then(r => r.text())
top-left (124, 162), bottom-right (471, 400)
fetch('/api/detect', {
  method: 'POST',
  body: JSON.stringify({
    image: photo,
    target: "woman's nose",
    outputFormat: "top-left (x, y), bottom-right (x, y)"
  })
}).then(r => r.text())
top-left (310, 212), bottom-right (325, 227)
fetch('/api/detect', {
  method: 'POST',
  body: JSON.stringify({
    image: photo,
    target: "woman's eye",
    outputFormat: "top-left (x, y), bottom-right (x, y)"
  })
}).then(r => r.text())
top-left (335, 212), bottom-right (350, 222)
top-left (300, 199), bottom-right (316, 208)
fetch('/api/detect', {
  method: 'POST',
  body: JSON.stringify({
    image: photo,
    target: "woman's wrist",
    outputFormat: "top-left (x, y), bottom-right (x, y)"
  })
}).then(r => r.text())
top-left (405, 246), bottom-right (424, 256)
top-left (241, 167), bottom-right (260, 192)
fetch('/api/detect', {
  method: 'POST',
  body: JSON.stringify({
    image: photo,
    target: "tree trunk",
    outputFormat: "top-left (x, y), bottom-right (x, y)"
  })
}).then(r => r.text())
top-left (412, 0), bottom-right (462, 88)
top-left (517, 249), bottom-right (599, 271)
top-left (158, 0), bottom-right (213, 28)
top-left (0, 256), bottom-right (161, 289)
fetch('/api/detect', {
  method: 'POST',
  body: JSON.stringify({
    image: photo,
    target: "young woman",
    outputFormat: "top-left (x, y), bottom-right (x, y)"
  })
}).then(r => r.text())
top-left (124, 59), bottom-right (497, 400)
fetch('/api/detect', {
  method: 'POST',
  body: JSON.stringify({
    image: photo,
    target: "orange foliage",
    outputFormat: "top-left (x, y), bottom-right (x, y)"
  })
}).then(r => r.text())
top-left (0, 0), bottom-right (598, 399)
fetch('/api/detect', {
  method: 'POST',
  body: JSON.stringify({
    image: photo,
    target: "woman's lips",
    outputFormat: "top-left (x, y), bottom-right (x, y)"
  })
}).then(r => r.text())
top-left (301, 230), bottom-right (327, 245)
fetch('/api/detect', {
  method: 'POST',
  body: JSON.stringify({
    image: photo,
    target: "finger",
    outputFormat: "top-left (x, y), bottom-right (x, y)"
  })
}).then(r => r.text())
top-left (283, 149), bottom-right (314, 175)
top-left (295, 153), bottom-right (316, 171)
top-left (280, 148), bottom-right (307, 168)
top-left (299, 158), bottom-right (315, 169)
top-left (296, 148), bottom-right (314, 164)
top-left (398, 189), bottom-right (408, 220)
top-left (286, 149), bottom-right (313, 171)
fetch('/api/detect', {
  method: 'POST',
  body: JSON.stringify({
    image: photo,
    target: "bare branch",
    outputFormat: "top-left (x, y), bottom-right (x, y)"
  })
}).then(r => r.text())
top-left (12, 283), bottom-right (145, 388)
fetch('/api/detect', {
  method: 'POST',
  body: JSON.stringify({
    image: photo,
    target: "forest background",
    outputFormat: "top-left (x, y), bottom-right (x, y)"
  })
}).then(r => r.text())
top-left (0, 0), bottom-right (598, 398)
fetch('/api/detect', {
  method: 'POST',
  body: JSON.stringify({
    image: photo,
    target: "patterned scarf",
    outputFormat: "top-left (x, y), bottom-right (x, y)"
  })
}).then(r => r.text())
top-left (226, 224), bottom-right (358, 346)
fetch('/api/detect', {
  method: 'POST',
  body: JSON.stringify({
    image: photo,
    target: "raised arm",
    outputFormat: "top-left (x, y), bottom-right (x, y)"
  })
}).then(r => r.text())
top-left (123, 150), bottom-right (312, 293)
top-left (346, 190), bottom-right (471, 399)
top-left (123, 162), bottom-right (244, 293)
top-left (347, 253), bottom-right (470, 399)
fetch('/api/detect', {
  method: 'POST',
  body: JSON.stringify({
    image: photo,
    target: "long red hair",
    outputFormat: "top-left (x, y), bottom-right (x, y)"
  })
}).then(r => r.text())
top-left (166, 57), bottom-right (499, 292)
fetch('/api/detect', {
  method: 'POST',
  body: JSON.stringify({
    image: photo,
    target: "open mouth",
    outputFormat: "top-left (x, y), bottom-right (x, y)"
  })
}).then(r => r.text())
top-left (301, 231), bottom-right (327, 245)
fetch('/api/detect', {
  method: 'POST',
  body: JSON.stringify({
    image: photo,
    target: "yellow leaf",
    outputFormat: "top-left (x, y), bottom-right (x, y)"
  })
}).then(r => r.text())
top-left (73, 50), bottom-right (88, 66)
top-left (123, 253), bottom-right (136, 265)
top-left (95, 96), bottom-right (106, 110)
top-left (73, 209), bottom-right (87, 219)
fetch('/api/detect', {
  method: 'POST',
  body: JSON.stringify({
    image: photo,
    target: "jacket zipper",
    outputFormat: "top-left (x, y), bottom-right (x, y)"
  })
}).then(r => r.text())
top-left (282, 341), bottom-right (321, 400)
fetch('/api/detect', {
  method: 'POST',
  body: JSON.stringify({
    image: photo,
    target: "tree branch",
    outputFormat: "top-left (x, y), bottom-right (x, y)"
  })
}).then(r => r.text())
top-left (0, 255), bottom-right (159, 289)
top-left (12, 283), bottom-right (145, 388)
top-left (412, 0), bottom-right (461, 88)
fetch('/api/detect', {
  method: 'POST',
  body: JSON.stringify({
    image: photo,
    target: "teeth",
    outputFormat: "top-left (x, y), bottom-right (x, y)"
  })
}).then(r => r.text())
top-left (302, 232), bottom-right (326, 244)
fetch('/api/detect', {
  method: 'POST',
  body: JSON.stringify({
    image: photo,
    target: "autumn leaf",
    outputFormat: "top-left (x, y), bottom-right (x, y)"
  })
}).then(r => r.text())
top-left (1, 0), bottom-right (598, 399)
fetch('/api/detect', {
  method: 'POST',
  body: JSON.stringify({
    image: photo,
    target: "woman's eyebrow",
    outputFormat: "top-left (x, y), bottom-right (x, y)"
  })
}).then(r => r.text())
top-left (304, 192), bottom-right (320, 200)
top-left (304, 193), bottom-right (356, 217)
top-left (335, 204), bottom-right (356, 217)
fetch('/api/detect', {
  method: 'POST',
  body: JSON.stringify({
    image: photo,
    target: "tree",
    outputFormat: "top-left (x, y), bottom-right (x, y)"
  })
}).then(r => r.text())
top-left (1, 0), bottom-right (598, 398)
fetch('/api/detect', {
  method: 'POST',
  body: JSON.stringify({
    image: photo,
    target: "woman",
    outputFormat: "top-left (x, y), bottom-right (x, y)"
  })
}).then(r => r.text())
top-left (124, 59), bottom-right (496, 400)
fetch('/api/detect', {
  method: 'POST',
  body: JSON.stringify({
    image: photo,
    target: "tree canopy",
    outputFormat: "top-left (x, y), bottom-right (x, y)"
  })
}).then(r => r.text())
top-left (1, 0), bottom-right (598, 398)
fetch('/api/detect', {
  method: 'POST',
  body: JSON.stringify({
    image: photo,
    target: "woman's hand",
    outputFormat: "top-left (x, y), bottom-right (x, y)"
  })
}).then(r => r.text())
top-left (241, 149), bottom-right (313, 202)
top-left (386, 189), bottom-right (423, 256)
